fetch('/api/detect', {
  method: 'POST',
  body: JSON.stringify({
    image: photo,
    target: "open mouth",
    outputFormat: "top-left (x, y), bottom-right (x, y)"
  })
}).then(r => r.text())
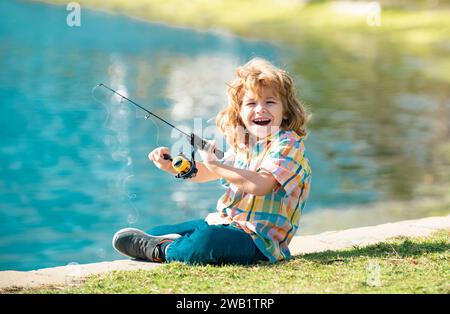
top-left (252, 118), bottom-right (271, 126)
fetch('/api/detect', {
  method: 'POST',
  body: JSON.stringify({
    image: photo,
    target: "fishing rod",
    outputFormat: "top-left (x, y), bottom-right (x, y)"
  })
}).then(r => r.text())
top-left (96, 83), bottom-right (224, 179)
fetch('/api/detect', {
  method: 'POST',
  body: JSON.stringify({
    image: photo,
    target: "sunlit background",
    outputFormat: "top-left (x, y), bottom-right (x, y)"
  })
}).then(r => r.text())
top-left (0, 0), bottom-right (449, 270)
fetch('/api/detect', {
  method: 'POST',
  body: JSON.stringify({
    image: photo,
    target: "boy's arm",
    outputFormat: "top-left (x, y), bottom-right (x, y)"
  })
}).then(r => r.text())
top-left (188, 162), bottom-right (221, 183)
top-left (203, 161), bottom-right (277, 196)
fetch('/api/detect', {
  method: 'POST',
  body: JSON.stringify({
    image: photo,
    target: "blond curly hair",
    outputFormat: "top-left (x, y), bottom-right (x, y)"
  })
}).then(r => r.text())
top-left (216, 57), bottom-right (309, 151)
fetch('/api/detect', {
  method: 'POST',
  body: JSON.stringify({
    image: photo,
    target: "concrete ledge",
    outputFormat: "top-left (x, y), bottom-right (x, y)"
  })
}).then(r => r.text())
top-left (1, 215), bottom-right (449, 291)
top-left (289, 215), bottom-right (450, 255)
top-left (0, 260), bottom-right (161, 290)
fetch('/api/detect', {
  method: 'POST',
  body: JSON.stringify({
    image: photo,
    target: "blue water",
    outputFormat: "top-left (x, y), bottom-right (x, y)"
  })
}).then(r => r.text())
top-left (0, 0), bottom-right (283, 270)
top-left (1, 1), bottom-right (448, 270)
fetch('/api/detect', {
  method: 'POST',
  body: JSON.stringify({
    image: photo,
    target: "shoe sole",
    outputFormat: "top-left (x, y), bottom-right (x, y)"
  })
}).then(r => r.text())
top-left (112, 228), bottom-right (181, 259)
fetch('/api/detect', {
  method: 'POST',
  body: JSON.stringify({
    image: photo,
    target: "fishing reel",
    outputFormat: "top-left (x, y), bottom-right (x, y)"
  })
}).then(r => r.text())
top-left (161, 133), bottom-right (222, 180)
top-left (163, 152), bottom-right (198, 180)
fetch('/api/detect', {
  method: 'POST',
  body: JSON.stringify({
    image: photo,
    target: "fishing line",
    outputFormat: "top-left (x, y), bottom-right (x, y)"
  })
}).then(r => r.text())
top-left (92, 84), bottom-right (140, 220)
top-left (91, 84), bottom-right (112, 130)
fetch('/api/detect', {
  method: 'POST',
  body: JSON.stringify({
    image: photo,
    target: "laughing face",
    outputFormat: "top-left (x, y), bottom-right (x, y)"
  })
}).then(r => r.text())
top-left (240, 86), bottom-right (285, 139)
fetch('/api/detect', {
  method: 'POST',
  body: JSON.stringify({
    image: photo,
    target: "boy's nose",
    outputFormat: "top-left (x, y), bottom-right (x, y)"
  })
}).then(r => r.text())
top-left (254, 102), bottom-right (266, 112)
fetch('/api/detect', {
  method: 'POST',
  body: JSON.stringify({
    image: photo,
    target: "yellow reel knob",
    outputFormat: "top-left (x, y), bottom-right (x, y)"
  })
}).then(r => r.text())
top-left (172, 155), bottom-right (191, 174)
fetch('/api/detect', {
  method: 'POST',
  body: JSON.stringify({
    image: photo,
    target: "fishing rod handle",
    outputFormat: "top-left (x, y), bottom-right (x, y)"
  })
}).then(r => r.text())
top-left (162, 154), bottom-right (173, 161)
top-left (191, 134), bottom-right (225, 159)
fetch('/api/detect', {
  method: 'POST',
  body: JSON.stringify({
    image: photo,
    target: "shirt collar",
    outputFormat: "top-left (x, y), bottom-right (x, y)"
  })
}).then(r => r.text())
top-left (250, 129), bottom-right (284, 153)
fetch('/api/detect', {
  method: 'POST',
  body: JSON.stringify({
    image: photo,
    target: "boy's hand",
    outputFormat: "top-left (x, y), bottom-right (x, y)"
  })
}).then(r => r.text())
top-left (198, 140), bottom-right (219, 166)
top-left (148, 147), bottom-right (176, 174)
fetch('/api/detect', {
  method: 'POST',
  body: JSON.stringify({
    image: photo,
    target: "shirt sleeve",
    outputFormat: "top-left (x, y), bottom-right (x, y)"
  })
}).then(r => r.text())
top-left (217, 148), bottom-right (235, 188)
top-left (258, 137), bottom-right (310, 196)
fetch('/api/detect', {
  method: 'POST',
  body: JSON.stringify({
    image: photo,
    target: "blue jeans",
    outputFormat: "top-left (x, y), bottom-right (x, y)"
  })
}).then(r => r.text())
top-left (147, 219), bottom-right (267, 265)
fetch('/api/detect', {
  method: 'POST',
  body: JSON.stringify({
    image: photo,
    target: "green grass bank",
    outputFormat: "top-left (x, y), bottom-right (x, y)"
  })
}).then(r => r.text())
top-left (14, 230), bottom-right (449, 294)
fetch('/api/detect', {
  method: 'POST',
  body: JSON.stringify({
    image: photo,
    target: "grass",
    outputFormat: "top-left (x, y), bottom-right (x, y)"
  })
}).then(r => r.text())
top-left (13, 229), bottom-right (450, 294)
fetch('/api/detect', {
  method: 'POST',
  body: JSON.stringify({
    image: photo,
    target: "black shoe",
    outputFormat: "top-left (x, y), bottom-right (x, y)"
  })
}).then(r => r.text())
top-left (112, 228), bottom-right (181, 262)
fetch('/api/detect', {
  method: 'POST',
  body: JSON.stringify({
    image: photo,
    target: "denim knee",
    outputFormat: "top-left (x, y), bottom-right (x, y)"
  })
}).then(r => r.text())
top-left (147, 219), bottom-right (206, 236)
top-left (192, 226), bottom-right (218, 248)
top-left (166, 225), bottom-right (262, 265)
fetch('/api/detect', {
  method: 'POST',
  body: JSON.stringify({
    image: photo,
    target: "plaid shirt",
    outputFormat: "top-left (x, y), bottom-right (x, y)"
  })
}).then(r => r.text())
top-left (205, 130), bottom-right (312, 262)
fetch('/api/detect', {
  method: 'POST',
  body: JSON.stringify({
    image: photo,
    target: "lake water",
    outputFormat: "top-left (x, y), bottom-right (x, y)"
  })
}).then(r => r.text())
top-left (1, 0), bottom-right (449, 270)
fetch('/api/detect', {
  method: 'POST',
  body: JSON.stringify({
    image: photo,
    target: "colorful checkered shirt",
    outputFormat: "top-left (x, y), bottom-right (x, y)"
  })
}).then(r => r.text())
top-left (205, 130), bottom-right (312, 262)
